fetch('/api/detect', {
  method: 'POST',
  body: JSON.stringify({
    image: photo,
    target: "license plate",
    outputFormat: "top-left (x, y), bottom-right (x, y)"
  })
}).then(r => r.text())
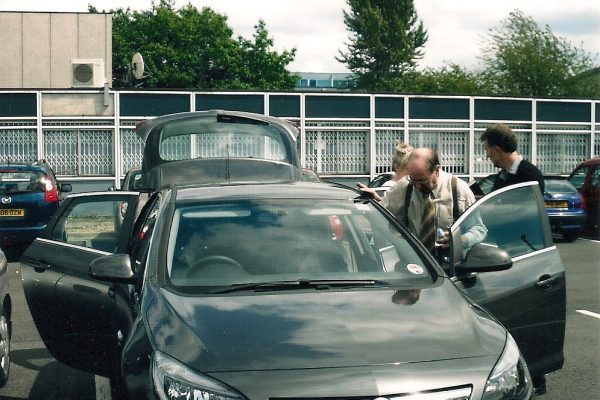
top-left (0, 208), bottom-right (25, 217)
top-left (545, 201), bottom-right (568, 208)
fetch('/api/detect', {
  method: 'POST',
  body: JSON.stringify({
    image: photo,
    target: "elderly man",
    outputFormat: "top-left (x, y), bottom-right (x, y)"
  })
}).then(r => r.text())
top-left (358, 148), bottom-right (485, 255)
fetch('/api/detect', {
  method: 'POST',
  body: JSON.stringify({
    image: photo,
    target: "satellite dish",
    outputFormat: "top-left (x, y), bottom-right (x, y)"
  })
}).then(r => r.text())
top-left (131, 52), bottom-right (145, 80)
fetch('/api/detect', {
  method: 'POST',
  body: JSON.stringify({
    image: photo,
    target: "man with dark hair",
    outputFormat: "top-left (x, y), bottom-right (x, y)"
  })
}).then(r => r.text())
top-left (358, 148), bottom-right (486, 255)
top-left (480, 123), bottom-right (545, 193)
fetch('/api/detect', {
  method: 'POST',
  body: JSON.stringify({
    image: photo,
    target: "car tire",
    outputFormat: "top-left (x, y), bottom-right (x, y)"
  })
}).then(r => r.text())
top-left (0, 308), bottom-right (10, 387)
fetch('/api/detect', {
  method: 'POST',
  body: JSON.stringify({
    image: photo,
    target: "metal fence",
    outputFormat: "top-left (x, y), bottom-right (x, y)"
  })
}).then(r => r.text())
top-left (0, 90), bottom-right (598, 190)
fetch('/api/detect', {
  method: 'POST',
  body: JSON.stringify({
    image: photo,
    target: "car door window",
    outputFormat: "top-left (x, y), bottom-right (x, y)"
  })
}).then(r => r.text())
top-left (568, 166), bottom-right (588, 190)
top-left (456, 184), bottom-right (546, 259)
top-left (52, 197), bottom-right (128, 252)
top-left (591, 165), bottom-right (600, 188)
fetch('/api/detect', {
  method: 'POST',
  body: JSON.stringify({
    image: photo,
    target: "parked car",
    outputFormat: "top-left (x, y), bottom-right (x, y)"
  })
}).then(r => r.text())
top-left (543, 176), bottom-right (586, 241)
top-left (470, 174), bottom-right (586, 241)
top-left (20, 111), bottom-right (565, 399)
top-left (109, 166), bottom-right (144, 191)
top-left (0, 247), bottom-right (10, 387)
top-left (367, 171), bottom-right (396, 197)
top-left (568, 157), bottom-right (600, 231)
top-left (0, 161), bottom-right (71, 255)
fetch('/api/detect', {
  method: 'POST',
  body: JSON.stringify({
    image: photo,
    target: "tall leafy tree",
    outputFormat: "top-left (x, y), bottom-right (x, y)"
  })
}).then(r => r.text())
top-left (479, 10), bottom-right (599, 97)
top-left (338, 0), bottom-right (427, 91)
top-left (92, 0), bottom-right (297, 89)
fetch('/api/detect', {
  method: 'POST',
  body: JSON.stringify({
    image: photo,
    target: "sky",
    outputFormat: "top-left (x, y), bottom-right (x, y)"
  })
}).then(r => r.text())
top-left (0, 0), bottom-right (599, 73)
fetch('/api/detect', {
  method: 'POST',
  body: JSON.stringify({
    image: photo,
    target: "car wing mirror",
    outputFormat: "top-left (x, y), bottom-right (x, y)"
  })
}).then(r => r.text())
top-left (90, 253), bottom-right (136, 283)
top-left (60, 183), bottom-right (72, 193)
top-left (455, 243), bottom-right (512, 275)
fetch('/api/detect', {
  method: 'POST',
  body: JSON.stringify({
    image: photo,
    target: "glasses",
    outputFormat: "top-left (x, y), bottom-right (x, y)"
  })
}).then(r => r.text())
top-left (407, 176), bottom-right (430, 185)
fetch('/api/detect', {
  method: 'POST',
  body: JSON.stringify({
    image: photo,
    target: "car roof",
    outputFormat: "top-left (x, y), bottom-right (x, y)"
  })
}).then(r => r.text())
top-left (0, 162), bottom-right (49, 173)
top-left (173, 181), bottom-right (359, 203)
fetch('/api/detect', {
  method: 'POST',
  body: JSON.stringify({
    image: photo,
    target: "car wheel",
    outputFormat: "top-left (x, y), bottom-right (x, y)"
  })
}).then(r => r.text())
top-left (0, 309), bottom-right (10, 387)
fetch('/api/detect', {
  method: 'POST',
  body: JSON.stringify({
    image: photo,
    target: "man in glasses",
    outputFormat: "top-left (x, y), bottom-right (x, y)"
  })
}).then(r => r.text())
top-left (358, 148), bottom-right (484, 256)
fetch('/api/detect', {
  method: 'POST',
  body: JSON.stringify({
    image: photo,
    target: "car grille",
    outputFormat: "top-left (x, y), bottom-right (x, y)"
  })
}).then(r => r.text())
top-left (271, 386), bottom-right (472, 400)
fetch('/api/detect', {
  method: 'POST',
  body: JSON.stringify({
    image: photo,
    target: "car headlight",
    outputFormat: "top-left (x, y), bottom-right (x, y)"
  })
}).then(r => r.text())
top-left (152, 351), bottom-right (244, 400)
top-left (482, 334), bottom-right (533, 400)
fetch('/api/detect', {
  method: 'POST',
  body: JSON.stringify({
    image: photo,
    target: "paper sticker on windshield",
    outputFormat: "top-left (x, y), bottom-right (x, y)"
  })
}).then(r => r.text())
top-left (406, 264), bottom-right (424, 275)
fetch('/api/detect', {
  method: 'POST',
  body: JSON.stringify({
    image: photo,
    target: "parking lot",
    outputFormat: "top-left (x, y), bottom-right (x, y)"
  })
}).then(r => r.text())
top-left (0, 234), bottom-right (598, 399)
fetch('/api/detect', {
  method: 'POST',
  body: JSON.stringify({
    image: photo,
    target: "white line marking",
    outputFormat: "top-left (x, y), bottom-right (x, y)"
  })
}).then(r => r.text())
top-left (579, 238), bottom-right (600, 244)
top-left (576, 310), bottom-right (600, 319)
top-left (95, 375), bottom-right (112, 400)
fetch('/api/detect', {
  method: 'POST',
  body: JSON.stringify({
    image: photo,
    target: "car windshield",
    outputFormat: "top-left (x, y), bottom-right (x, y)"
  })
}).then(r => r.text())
top-left (166, 198), bottom-right (433, 292)
top-left (0, 169), bottom-right (48, 194)
top-left (158, 118), bottom-right (289, 163)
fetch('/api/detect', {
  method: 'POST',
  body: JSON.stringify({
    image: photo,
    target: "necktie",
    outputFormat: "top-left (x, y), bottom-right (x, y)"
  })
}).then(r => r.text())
top-left (419, 192), bottom-right (436, 253)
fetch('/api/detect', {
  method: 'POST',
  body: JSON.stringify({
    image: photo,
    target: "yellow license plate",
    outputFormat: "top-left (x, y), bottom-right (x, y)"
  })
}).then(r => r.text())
top-left (0, 208), bottom-right (25, 217)
top-left (545, 201), bottom-right (568, 208)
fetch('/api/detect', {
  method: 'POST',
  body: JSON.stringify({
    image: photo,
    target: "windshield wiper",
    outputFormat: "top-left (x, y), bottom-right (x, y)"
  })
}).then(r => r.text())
top-left (209, 279), bottom-right (389, 294)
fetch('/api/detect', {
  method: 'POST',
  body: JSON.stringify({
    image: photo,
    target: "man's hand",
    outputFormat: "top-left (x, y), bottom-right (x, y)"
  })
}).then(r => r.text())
top-left (356, 182), bottom-right (383, 203)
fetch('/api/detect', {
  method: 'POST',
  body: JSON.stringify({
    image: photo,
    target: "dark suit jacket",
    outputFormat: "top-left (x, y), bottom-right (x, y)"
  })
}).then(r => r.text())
top-left (492, 159), bottom-right (545, 193)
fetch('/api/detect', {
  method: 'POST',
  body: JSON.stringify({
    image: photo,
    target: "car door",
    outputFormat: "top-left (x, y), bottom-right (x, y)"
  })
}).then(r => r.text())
top-left (449, 181), bottom-right (566, 381)
top-left (20, 192), bottom-right (141, 377)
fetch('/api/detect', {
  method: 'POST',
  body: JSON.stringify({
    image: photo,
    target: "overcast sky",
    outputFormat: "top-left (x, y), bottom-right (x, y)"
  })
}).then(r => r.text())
top-left (1, 0), bottom-right (598, 73)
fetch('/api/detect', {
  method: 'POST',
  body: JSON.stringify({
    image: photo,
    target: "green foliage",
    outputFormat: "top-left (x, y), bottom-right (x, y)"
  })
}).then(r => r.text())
top-left (92, 0), bottom-right (297, 89)
top-left (400, 64), bottom-right (485, 95)
top-left (479, 10), bottom-right (599, 97)
top-left (338, 0), bottom-right (427, 91)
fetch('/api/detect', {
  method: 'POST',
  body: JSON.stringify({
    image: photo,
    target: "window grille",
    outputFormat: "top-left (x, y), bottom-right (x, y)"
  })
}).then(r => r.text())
top-left (44, 129), bottom-right (113, 176)
top-left (0, 128), bottom-right (37, 163)
top-left (120, 128), bottom-right (144, 175)
top-left (305, 128), bottom-right (368, 174)
top-left (537, 132), bottom-right (589, 174)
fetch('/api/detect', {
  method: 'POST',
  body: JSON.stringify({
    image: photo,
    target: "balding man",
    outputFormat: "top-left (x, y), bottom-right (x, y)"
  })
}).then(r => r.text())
top-left (359, 148), bottom-right (486, 256)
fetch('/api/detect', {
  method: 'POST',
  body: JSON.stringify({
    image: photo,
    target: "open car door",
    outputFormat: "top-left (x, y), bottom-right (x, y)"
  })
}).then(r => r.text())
top-left (20, 192), bottom-right (141, 377)
top-left (449, 181), bottom-right (566, 383)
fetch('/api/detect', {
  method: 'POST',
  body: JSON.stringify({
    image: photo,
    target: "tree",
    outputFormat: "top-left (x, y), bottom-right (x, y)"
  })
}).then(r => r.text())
top-left (479, 10), bottom-right (599, 97)
top-left (401, 64), bottom-right (485, 95)
top-left (92, 0), bottom-right (297, 89)
top-left (338, 0), bottom-right (427, 91)
top-left (236, 20), bottom-right (298, 90)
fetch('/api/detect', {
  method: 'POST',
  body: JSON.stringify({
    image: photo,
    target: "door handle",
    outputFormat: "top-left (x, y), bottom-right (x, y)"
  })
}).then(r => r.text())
top-left (28, 259), bottom-right (51, 272)
top-left (535, 275), bottom-right (558, 290)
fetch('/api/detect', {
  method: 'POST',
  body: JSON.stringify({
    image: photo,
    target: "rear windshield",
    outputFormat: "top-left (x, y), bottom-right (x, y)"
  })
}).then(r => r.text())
top-left (158, 118), bottom-right (289, 163)
top-left (545, 179), bottom-right (578, 194)
top-left (165, 198), bottom-right (433, 292)
top-left (0, 169), bottom-right (47, 194)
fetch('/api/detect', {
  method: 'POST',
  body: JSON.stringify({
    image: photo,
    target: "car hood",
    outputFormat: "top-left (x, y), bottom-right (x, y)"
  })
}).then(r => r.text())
top-left (145, 278), bottom-right (506, 373)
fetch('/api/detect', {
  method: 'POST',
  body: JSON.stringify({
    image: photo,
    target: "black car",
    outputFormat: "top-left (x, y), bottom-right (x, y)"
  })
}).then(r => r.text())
top-left (20, 111), bottom-right (564, 399)
top-left (0, 161), bottom-right (71, 255)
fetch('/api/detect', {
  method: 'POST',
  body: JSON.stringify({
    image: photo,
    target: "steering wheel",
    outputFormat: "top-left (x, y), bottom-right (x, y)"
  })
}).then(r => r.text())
top-left (186, 255), bottom-right (247, 280)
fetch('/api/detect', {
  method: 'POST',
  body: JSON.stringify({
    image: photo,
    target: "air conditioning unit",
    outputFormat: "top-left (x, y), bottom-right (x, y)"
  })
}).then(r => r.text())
top-left (72, 59), bottom-right (106, 87)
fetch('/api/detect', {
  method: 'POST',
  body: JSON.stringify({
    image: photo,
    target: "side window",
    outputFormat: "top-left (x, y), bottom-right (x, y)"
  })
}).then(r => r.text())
top-left (568, 166), bottom-right (588, 190)
top-left (591, 165), bottom-right (600, 188)
top-left (457, 185), bottom-right (545, 259)
top-left (52, 198), bottom-right (128, 252)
